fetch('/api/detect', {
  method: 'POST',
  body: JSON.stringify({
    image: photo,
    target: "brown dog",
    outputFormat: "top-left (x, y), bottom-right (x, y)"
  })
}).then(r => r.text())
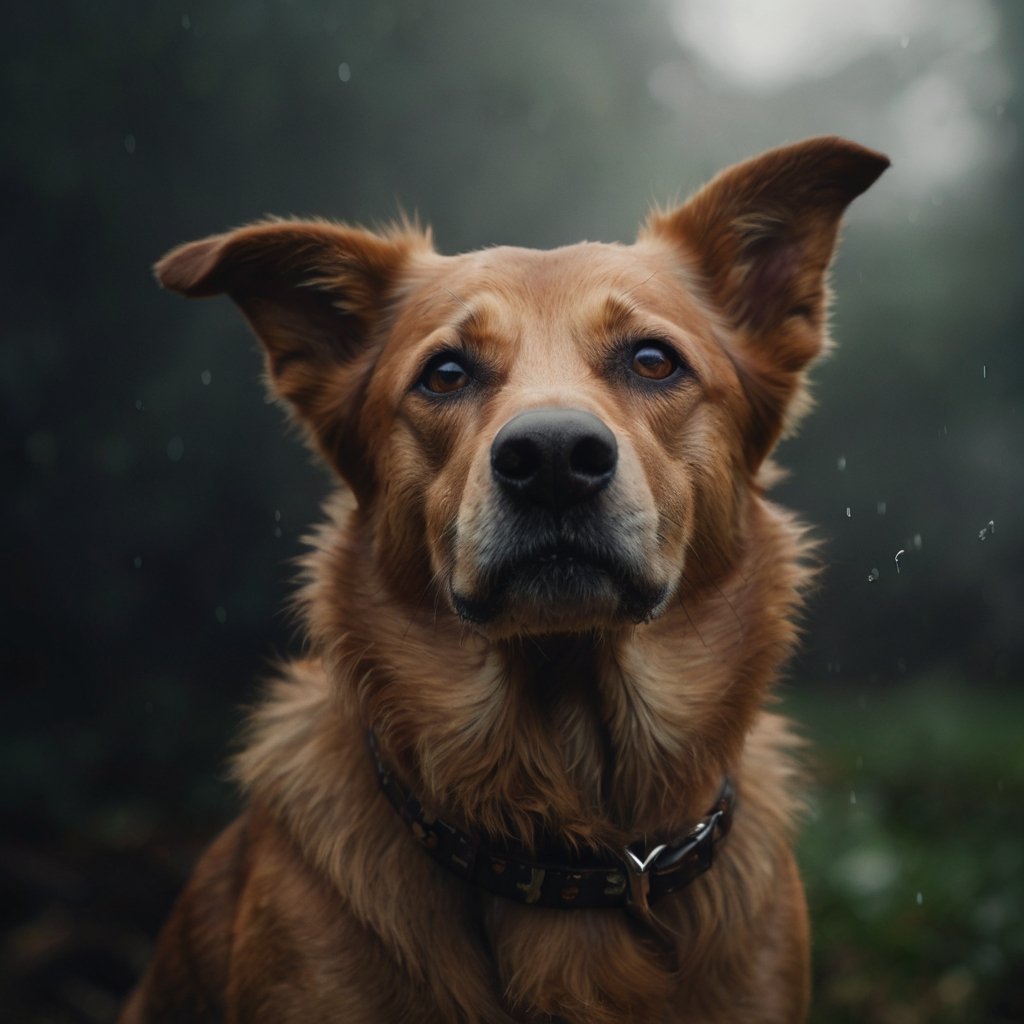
top-left (123, 137), bottom-right (887, 1023)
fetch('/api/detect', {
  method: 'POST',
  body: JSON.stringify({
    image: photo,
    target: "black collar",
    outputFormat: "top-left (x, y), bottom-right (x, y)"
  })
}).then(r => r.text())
top-left (368, 731), bottom-right (735, 922)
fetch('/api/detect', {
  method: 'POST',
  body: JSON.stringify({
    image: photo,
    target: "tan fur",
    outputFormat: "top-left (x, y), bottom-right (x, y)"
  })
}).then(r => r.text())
top-left (124, 137), bottom-right (887, 1023)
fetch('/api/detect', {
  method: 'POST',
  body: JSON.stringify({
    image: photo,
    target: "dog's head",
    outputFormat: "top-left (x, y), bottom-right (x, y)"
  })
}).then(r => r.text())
top-left (157, 137), bottom-right (887, 640)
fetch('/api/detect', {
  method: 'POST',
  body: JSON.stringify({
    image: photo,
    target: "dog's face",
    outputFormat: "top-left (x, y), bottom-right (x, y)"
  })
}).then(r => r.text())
top-left (367, 241), bottom-right (747, 636)
top-left (157, 137), bottom-right (887, 641)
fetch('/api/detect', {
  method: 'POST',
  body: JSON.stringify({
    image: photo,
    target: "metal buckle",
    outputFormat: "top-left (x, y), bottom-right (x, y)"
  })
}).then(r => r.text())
top-left (623, 843), bottom-right (668, 921)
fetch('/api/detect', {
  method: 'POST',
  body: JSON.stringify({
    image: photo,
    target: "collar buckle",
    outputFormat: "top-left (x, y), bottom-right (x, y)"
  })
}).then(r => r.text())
top-left (623, 843), bottom-right (668, 921)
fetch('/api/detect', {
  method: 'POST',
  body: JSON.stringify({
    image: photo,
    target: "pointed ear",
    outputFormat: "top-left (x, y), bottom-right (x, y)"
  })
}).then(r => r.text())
top-left (645, 136), bottom-right (888, 467)
top-left (155, 219), bottom-right (431, 498)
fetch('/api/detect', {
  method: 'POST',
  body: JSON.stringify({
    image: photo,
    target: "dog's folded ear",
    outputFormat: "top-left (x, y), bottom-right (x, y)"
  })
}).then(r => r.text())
top-left (156, 220), bottom-right (431, 499)
top-left (646, 136), bottom-right (888, 468)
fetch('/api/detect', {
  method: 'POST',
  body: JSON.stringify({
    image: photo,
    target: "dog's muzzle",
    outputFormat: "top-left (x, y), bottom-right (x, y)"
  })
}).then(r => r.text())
top-left (450, 407), bottom-right (667, 627)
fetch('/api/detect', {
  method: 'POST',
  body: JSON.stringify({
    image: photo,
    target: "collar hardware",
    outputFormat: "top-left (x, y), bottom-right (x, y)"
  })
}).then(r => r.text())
top-left (368, 730), bottom-right (735, 916)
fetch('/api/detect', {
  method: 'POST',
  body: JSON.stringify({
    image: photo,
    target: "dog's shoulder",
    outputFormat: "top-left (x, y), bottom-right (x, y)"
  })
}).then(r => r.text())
top-left (119, 814), bottom-right (252, 1023)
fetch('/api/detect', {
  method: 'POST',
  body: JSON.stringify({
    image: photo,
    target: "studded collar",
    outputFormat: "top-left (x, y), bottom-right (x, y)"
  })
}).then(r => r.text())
top-left (368, 730), bottom-right (735, 923)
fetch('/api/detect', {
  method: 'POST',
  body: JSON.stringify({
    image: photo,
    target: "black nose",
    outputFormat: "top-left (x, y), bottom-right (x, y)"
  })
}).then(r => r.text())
top-left (490, 408), bottom-right (618, 510)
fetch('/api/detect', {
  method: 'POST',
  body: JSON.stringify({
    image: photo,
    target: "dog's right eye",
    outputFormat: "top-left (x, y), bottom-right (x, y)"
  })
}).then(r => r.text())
top-left (630, 342), bottom-right (679, 382)
top-left (420, 356), bottom-right (471, 395)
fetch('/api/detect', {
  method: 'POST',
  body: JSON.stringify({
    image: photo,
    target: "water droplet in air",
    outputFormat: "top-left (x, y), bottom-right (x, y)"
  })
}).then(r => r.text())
top-left (124, 134), bottom-right (136, 155)
top-left (876, 501), bottom-right (887, 516)
top-left (913, 533), bottom-right (923, 550)
top-left (868, 567), bottom-right (879, 582)
top-left (837, 455), bottom-right (846, 471)
top-left (916, 891), bottom-right (923, 905)
top-left (134, 556), bottom-right (143, 569)
top-left (200, 370), bottom-right (212, 386)
top-left (182, 13), bottom-right (191, 30)
top-left (166, 436), bottom-right (185, 462)
top-left (337, 62), bottom-right (352, 82)
top-left (845, 507), bottom-right (852, 518)
top-left (895, 549), bottom-right (905, 573)
top-left (978, 519), bottom-right (995, 541)
top-left (135, 399), bottom-right (144, 411)
top-left (982, 364), bottom-right (987, 379)
top-left (215, 605), bottom-right (228, 624)
top-left (899, 35), bottom-right (910, 49)
top-left (849, 791), bottom-right (857, 805)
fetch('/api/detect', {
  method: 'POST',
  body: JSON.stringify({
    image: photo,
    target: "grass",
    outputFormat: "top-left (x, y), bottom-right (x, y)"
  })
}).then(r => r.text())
top-left (785, 677), bottom-right (1024, 1023)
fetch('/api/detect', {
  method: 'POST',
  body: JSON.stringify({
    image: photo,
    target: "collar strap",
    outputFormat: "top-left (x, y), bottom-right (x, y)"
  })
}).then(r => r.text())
top-left (368, 731), bottom-right (735, 919)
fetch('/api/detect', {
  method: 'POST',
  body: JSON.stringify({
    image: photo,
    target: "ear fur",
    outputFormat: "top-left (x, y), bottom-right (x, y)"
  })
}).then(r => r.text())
top-left (645, 136), bottom-right (889, 467)
top-left (155, 219), bottom-right (432, 498)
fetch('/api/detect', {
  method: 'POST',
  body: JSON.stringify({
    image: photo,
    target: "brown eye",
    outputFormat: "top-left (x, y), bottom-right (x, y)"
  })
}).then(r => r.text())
top-left (422, 358), bottom-right (470, 395)
top-left (631, 344), bottom-right (677, 381)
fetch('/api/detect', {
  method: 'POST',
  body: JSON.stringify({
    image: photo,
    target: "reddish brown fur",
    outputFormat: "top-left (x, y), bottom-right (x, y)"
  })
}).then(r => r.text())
top-left (124, 137), bottom-right (887, 1023)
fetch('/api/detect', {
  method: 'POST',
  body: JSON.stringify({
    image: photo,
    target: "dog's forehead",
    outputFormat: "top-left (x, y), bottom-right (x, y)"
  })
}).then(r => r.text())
top-left (398, 240), bottom-right (697, 337)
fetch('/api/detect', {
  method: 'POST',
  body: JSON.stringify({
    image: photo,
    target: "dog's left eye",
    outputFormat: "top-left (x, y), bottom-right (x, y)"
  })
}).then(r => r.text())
top-left (420, 357), bottom-right (471, 395)
top-left (630, 343), bottom-right (678, 381)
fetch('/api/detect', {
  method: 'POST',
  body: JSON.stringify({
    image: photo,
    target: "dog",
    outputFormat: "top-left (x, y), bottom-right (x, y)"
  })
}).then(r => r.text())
top-left (122, 136), bottom-right (887, 1023)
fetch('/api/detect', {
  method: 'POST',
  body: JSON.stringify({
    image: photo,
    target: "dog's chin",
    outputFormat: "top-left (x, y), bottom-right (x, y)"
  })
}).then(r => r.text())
top-left (451, 556), bottom-right (668, 636)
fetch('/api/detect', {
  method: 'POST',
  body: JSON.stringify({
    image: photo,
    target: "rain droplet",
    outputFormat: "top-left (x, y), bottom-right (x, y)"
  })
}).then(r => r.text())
top-left (978, 519), bottom-right (995, 541)
top-left (337, 62), bottom-right (352, 82)
top-left (867, 567), bottom-right (880, 582)
top-left (182, 13), bottom-right (191, 30)
top-left (135, 398), bottom-right (144, 411)
top-left (913, 533), bottom-right (923, 550)
top-left (895, 549), bottom-right (905, 573)
top-left (166, 435), bottom-right (185, 462)
top-left (845, 507), bottom-right (852, 518)
top-left (274, 510), bottom-right (282, 521)
top-left (133, 556), bottom-right (143, 569)
top-left (916, 891), bottom-right (923, 905)
top-left (837, 455), bottom-right (847, 472)
top-left (124, 134), bottom-right (136, 155)
top-left (214, 605), bottom-right (228, 624)
top-left (899, 35), bottom-right (910, 49)
top-left (876, 500), bottom-right (887, 516)
top-left (200, 369), bottom-right (212, 386)
top-left (982, 364), bottom-right (987, 379)
top-left (849, 791), bottom-right (857, 805)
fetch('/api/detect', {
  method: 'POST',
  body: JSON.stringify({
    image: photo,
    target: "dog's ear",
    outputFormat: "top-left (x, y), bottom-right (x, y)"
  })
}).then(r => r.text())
top-left (645, 136), bottom-right (888, 468)
top-left (156, 220), bottom-right (430, 499)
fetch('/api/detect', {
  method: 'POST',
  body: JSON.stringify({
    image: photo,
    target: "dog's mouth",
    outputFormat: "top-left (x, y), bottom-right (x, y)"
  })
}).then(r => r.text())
top-left (451, 539), bottom-right (668, 629)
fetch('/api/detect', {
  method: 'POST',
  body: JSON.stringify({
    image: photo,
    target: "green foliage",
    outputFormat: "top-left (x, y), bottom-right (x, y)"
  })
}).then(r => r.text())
top-left (790, 681), bottom-right (1024, 1022)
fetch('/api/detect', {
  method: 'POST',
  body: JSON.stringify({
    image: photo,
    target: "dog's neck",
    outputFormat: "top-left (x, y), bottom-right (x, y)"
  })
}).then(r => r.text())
top-left (300, 489), bottom-right (807, 851)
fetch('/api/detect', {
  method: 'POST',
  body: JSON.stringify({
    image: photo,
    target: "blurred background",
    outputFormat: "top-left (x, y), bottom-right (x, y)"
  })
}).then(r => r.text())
top-left (3, 1), bottom-right (1021, 1020)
